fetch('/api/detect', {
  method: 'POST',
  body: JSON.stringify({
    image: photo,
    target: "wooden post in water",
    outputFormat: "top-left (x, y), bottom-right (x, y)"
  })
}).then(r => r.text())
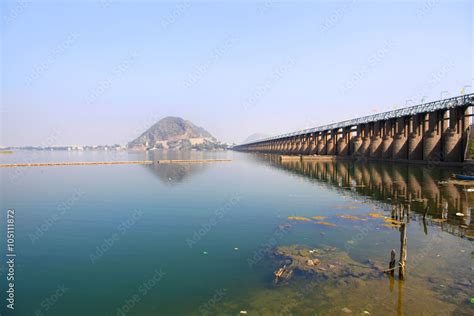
top-left (406, 203), bottom-right (410, 223)
top-left (399, 223), bottom-right (407, 280)
top-left (423, 204), bottom-right (429, 219)
top-left (397, 273), bottom-right (404, 316)
top-left (422, 205), bottom-right (429, 235)
top-left (389, 249), bottom-right (397, 277)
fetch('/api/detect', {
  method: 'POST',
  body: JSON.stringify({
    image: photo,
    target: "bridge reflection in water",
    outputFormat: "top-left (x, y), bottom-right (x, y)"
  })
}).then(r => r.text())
top-left (252, 154), bottom-right (473, 239)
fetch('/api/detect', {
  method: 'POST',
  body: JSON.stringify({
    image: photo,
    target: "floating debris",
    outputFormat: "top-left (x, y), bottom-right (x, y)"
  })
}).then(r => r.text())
top-left (431, 218), bottom-right (448, 223)
top-left (274, 265), bottom-right (293, 283)
top-left (312, 216), bottom-right (327, 220)
top-left (203, 251), bottom-right (208, 255)
top-left (337, 214), bottom-right (366, 221)
top-left (456, 213), bottom-right (465, 217)
top-left (333, 205), bottom-right (359, 210)
top-left (383, 218), bottom-right (403, 225)
top-left (381, 223), bottom-right (401, 228)
top-left (239, 311), bottom-right (248, 315)
top-left (367, 212), bottom-right (384, 219)
top-left (463, 188), bottom-right (474, 192)
top-left (315, 221), bottom-right (336, 227)
top-left (288, 216), bottom-right (311, 221)
top-left (234, 247), bottom-right (239, 251)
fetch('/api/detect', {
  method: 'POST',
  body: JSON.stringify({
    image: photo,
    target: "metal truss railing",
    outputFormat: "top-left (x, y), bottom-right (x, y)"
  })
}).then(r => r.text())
top-left (237, 93), bottom-right (474, 146)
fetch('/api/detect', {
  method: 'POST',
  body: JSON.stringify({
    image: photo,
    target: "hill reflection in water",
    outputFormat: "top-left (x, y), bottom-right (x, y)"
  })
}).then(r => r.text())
top-left (139, 149), bottom-right (227, 185)
top-left (143, 162), bottom-right (207, 185)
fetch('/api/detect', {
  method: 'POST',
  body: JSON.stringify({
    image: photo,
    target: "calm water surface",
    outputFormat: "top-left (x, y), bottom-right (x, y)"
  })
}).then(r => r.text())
top-left (0, 150), bottom-right (473, 315)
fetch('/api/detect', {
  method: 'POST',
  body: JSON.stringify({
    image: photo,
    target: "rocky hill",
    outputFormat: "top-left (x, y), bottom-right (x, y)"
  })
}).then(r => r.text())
top-left (128, 117), bottom-right (226, 151)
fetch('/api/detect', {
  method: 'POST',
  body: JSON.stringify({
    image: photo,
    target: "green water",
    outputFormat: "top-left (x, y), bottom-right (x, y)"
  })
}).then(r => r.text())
top-left (0, 151), bottom-right (472, 315)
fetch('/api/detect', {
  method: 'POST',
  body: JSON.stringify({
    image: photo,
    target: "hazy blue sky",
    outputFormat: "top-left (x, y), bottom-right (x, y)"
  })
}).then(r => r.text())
top-left (1, 0), bottom-right (472, 146)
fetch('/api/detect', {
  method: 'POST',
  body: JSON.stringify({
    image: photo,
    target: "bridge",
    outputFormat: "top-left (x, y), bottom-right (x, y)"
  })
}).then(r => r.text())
top-left (233, 94), bottom-right (474, 163)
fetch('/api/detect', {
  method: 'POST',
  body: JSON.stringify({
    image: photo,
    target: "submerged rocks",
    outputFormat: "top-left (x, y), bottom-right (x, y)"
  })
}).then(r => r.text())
top-left (272, 245), bottom-right (383, 285)
top-left (341, 307), bottom-right (352, 314)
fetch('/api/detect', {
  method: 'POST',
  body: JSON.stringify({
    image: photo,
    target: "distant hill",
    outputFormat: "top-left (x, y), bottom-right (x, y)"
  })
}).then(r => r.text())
top-left (242, 133), bottom-right (271, 144)
top-left (128, 117), bottom-right (226, 151)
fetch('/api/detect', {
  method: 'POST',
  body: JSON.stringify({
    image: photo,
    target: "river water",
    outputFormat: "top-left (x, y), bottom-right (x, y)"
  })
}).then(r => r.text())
top-left (0, 150), bottom-right (472, 315)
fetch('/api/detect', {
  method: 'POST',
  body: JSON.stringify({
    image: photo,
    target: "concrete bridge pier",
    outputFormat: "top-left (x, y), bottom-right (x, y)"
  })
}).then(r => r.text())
top-left (277, 140), bottom-right (283, 153)
top-left (300, 135), bottom-right (306, 154)
top-left (297, 136), bottom-right (304, 154)
top-left (443, 107), bottom-right (469, 162)
top-left (280, 139), bottom-right (286, 153)
top-left (294, 137), bottom-right (301, 154)
top-left (408, 114), bottom-right (423, 160)
top-left (308, 133), bottom-right (317, 154)
top-left (423, 111), bottom-right (442, 162)
top-left (280, 139), bottom-right (286, 154)
top-left (360, 124), bottom-right (371, 156)
top-left (382, 120), bottom-right (394, 159)
top-left (369, 122), bottom-right (382, 158)
top-left (289, 137), bottom-right (296, 154)
top-left (300, 135), bottom-right (307, 154)
top-left (351, 126), bottom-right (363, 156)
top-left (337, 128), bottom-right (350, 156)
top-left (287, 138), bottom-right (294, 154)
top-left (327, 130), bottom-right (336, 155)
top-left (301, 135), bottom-right (310, 154)
top-left (314, 134), bottom-right (320, 154)
top-left (392, 117), bottom-right (408, 160)
top-left (317, 133), bottom-right (327, 155)
top-left (294, 136), bottom-right (302, 154)
top-left (285, 138), bottom-right (292, 154)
